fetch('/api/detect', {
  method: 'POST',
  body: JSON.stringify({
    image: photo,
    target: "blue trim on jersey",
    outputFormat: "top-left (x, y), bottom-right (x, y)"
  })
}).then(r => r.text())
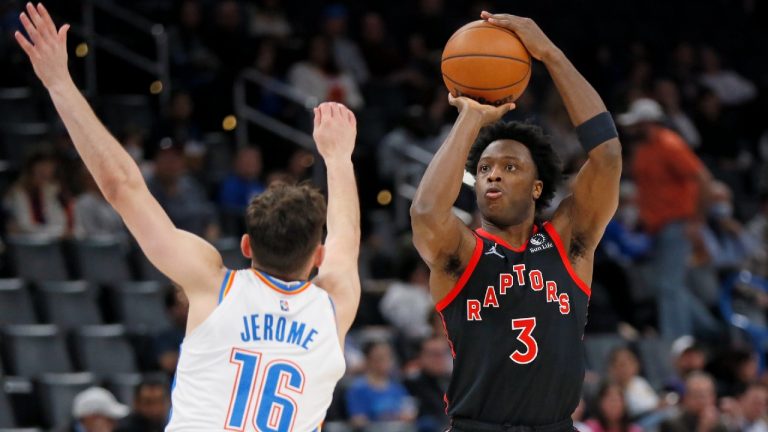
top-left (255, 270), bottom-right (308, 293)
top-left (167, 344), bottom-right (180, 422)
top-left (218, 270), bottom-right (232, 304)
top-left (328, 296), bottom-right (336, 316)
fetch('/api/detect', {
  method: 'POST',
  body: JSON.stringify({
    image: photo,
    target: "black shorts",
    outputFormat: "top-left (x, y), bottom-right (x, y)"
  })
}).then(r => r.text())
top-left (448, 417), bottom-right (575, 432)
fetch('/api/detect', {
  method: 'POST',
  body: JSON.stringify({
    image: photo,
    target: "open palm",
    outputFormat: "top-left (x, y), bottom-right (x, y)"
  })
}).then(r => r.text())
top-left (15, 2), bottom-right (72, 90)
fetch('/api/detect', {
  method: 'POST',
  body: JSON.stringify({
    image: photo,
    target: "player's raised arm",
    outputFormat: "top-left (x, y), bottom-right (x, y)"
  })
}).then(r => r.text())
top-left (313, 103), bottom-right (361, 338)
top-left (410, 96), bottom-right (513, 296)
top-left (483, 12), bottom-right (622, 255)
top-left (15, 3), bottom-right (225, 296)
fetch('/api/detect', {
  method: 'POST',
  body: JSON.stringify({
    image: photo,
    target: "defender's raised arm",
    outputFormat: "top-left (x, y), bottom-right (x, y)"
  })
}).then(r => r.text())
top-left (16, 3), bottom-right (225, 309)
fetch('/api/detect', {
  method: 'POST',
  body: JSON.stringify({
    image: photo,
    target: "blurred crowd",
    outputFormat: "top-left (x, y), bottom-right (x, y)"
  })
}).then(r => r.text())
top-left (0, 0), bottom-right (767, 430)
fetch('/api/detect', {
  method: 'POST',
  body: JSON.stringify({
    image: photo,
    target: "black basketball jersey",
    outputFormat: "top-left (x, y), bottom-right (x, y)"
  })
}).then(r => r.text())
top-left (436, 221), bottom-right (590, 427)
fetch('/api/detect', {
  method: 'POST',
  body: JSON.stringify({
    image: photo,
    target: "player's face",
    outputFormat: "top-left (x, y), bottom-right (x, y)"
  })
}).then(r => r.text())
top-left (474, 140), bottom-right (541, 228)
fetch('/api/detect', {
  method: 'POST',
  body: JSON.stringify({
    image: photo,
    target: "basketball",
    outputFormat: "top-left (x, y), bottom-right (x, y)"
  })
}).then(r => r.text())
top-left (441, 20), bottom-right (532, 106)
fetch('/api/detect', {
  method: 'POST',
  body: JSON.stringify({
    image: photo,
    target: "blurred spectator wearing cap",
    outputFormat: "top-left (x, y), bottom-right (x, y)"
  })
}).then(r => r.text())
top-left (607, 347), bottom-right (660, 418)
top-left (288, 35), bottom-right (363, 110)
top-left (61, 387), bottom-right (128, 432)
top-left (660, 372), bottom-right (728, 432)
top-left (4, 152), bottom-right (72, 239)
top-left (584, 381), bottom-right (643, 432)
top-left (147, 145), bottom-right (219, 240)
top-left (218, 146), bottom-right (265, 215)
top-left (620, 98), bottom-right (712, 341)
top-left (665, 336), bottom-right (708, 396)
top-left (346, 341), bottom-right (416, 428)
top-left (322, 4), bottom-right (369, 84)
top-left (404, 337), bottom-right (451, 432)
top-left (115, 378), bottom-right (170, 432)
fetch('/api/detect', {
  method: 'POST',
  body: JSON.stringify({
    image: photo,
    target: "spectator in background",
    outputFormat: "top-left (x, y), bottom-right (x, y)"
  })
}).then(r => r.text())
top-left (346, 341), bottom-right (416, 428)
top-left (5, 152), bottom-right (71, 239)
top-left (699, 47), bottom-right (757, 107)
top-left (665, 336), bottom-right (708, 396)
top-left (379, 249), bottom-right (433, 343)
top-left (115, 378), bottom-right (170, 432)
top-left (167, 0), bottom-right (219, 88)
top-left (654, 78), bottom-right (701, 148)
top-left (204, 0), bottom-right (250, 72)
top-left (152, 91), bottom-right (203, 153)
top-left (154, 286), bottom-right (187, 378)
top-left (620, 98), bottom-right (711, 340)
top-left (359, 12), bottom-right (403, 81)
top-left (61, 387), bottom-right (128, 432)
top-left (746, 192), bottom-right (768, 277)
top-left (737, 384), bottom-right (768, 432)
top-left (584, 382), bottom-right (642, 432)
top-left (147, 145), bottom-right (218, 240)
top-left (607, 347), bottom-right (660, 418)
top-left (660, 372), bottom-right (728, 432)
top-left (404, 337), bottom-right (451, 432)
top-left (218, 146), bottom-right (265, 214)
top-left (321, 4), bottom-right (369, 84)
top-left (288, 35), bottom-right (363, 110)
top-left (245, 0), bottom-right (291, 39)
top-left (74, 167), bottom-right (126, 242)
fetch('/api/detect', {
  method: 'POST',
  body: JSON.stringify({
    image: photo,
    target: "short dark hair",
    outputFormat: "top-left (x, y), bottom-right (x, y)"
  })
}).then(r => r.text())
top-left (466, 121), bottom-right (563, 213)
top-left (134, 375), bottom-right (168, 400)
top-left (245, 182), bottom-right (326, 275)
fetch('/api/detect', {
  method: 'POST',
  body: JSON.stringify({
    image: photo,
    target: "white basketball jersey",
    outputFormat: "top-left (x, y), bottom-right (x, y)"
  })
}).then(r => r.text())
top-left (166, 269), bottom-right (346, 432)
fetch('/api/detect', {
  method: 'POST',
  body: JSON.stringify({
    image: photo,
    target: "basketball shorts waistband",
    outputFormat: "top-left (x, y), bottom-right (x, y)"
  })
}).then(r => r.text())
top-left (450, 417), bottom-right (574, 432)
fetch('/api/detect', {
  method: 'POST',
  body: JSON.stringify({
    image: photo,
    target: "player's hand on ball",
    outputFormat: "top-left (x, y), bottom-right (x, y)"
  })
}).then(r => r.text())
top-left (15, 3), bottom-right (72, 90)
top-left (480, 11), bottom-right (557, 61)
top-left (313, 102), bottom-right (357, 161)
top-left (448, 93), bottom-right (514, 126)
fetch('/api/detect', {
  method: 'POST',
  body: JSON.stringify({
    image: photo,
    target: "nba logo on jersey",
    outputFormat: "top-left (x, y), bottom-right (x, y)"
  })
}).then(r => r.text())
top-left (280, 299), bottom-right (290, 311)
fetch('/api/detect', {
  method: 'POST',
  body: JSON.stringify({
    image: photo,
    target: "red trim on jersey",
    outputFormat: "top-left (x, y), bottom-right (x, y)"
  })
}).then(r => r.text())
top-left (437, 310), bottom-right (456, 358)
top-left (475, 225), bottom-right (538, 253)
top-left (435, 235), bottom-right (483, 312)
top-left (542, 222), bottom-right (591, 297)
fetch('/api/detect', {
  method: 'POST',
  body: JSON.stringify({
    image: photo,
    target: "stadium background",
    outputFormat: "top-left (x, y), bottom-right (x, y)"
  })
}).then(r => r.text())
top-left (0, 0), bottom-right (767, 430)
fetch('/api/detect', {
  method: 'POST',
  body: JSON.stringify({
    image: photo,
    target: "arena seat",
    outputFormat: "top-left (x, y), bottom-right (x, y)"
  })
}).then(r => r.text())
top-left (583, 334), bottom-right (628, 374)
top-left (75, 238), bottom-right (132, 286)
top-left (0, 123), bottom-right (51, 166)
top-left (112, 282), bottom-right (171, 334)
top-left (106, 372), bottom-right (142, 405)
top-left (75, 325), bottom-right (137, 375)
top-left (636, 337), bottom-right (674, 390)
top-left (38, 282), bottom-right (102, 330)
top-left (1, 325), bottom-right (72, 377)
top-left (0, 384), bottom-right (14, 427)
top-left (6, 237), bottom-right (69, 283)
top-left (0, 280), bottom-right (36, 325)
top-left (214, 237), bottom-right (249, 269)
top-left (0, 87), bottom-right (42, 125)
top-left (37, 372), bottom-right (94, 428)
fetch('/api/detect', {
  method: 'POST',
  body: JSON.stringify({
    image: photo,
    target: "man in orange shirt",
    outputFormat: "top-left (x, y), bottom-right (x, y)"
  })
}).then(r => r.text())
top-left (619, 98), bottom-right (712, 340)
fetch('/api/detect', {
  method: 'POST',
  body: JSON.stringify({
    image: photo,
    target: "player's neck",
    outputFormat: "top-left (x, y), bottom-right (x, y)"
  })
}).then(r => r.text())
top-left (480, 219), bottom-right (536, 249)
top-left (252, 265), bottom-right (308, 282)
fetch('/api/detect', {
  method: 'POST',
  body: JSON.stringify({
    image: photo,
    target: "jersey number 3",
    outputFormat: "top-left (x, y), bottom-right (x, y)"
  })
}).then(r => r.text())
top-left (510, 317), bottom-right (538, 364)
top-left (225, 348), bottom-right (305, 432)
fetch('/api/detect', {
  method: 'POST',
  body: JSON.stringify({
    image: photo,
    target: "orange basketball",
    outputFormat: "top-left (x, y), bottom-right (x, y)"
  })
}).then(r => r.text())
top-left (441, 20), bottom-right (532, 106)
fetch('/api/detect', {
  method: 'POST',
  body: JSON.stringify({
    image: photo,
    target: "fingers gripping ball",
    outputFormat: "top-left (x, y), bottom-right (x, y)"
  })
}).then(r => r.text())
top-left (441, 20), bottom-right (532, 106)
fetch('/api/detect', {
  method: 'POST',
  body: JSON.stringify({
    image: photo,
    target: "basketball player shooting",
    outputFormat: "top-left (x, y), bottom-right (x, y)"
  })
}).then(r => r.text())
top-left (16, 3), bottom-right (360, 430)
top-left (411, 12), bottom-right (622, 432)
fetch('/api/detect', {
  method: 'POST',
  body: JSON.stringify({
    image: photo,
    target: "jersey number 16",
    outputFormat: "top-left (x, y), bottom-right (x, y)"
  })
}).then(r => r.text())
top-left (225, 348), bottom-right (305, 432)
